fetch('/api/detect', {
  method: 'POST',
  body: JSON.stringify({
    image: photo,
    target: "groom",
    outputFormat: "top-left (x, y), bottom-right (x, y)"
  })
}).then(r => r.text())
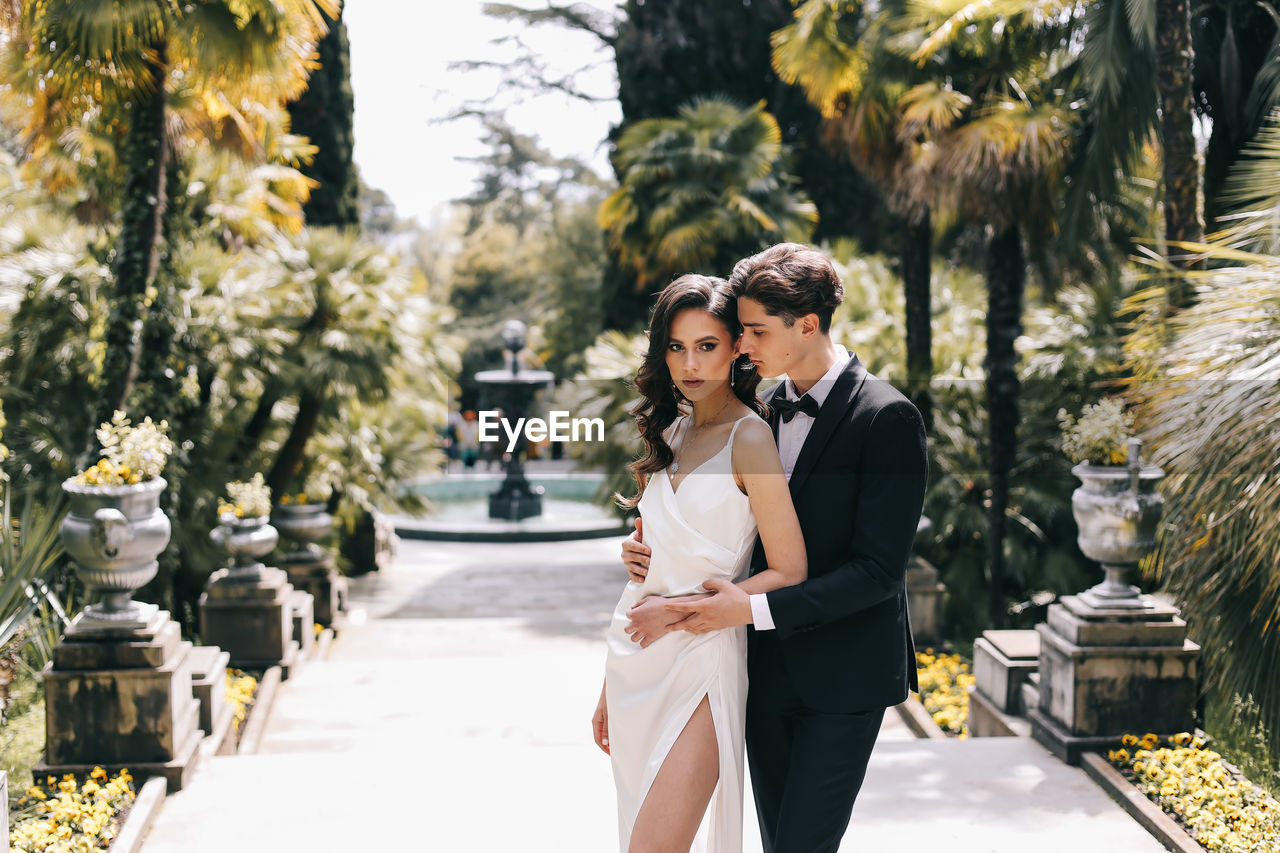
top-left (622, 242), bottom-right (928, 853)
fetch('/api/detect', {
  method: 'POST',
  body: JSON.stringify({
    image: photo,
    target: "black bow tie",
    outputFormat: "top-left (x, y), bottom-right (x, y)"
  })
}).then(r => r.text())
top-left (772, 394), bottom-right (821, 423)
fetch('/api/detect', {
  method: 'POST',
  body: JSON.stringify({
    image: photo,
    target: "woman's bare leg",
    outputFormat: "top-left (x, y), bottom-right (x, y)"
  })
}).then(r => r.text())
top-left (628, 695), bottom-right (719, 853)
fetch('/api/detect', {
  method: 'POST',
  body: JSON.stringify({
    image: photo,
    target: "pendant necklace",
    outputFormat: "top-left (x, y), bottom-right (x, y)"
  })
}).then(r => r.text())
top-left (671, 392), bottom-right (734, 475)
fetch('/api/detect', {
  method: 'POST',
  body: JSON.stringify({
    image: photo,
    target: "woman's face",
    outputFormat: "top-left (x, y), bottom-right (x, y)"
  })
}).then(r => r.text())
top-left (664, 308), bottom-right (740, 403)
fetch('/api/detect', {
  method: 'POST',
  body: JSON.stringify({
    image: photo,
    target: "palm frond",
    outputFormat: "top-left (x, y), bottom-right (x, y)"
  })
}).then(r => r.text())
top-left (898, 81), bottom-right (971, 139)
top-left (1125, 222), bottom-right (1280, 755)
top-left (1218, 111), bottom-right (1280, 252)
top-left (771, 0), bottom-right (868, 117)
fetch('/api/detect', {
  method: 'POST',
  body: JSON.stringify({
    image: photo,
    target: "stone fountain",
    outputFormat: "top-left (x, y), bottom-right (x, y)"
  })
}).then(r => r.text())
top-left (474, 320), bottom-right (554, 521)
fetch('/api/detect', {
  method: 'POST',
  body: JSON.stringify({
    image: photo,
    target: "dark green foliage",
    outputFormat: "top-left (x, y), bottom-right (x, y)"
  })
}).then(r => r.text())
top-left (289, 8), bottom-right (360, 227)
top-left (1194, 0), bottom-right (1280, 229)
top-left (606, 0), bottom-right (889, 326)
top-left (600, 98), bottom-right (817, 299)
top-left (614, 0), bottom-right (884, 244)
top-left (921, 379), bottom-right (1097, 641)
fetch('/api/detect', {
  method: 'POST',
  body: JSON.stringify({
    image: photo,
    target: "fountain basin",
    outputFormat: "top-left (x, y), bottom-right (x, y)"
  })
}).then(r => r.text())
top-left (393, 472), bottom-right (630, 542)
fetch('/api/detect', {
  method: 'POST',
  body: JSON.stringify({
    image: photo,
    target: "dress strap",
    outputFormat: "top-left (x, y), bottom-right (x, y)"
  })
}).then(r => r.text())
top-left (726, 413), bottom-right (755, 447)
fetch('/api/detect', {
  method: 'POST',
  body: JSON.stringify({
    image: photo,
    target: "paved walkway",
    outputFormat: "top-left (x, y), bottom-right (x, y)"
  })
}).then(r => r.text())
top-left (140, 538), bottom-right (1165, 852)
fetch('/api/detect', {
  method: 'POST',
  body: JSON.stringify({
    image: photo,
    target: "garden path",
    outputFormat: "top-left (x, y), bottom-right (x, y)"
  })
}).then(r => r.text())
top-left (139, 537), bottom-right (1165, 852)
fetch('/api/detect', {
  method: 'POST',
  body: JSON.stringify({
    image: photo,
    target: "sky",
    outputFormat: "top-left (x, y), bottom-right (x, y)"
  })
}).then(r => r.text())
top-left (344, 0), bottom-right (621, 228)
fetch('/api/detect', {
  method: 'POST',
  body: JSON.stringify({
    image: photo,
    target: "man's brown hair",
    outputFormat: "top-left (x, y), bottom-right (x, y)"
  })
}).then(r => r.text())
top-left (729, 242), bottom-right (844, 333)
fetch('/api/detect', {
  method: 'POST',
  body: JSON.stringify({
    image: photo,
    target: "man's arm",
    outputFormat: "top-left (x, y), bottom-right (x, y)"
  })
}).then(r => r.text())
top-left (664, 418), bottom-right (806, 633)
top-left (766, 400), bottom-right (927, 637)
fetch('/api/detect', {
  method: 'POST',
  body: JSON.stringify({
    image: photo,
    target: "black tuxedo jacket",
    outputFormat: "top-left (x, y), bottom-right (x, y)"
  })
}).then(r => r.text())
top-left (749, 354), bottom-right (928, 714)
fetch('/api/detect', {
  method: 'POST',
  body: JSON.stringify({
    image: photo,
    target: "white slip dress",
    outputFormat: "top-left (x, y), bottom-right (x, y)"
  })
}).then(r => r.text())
top-left (605, 414), bottom-right (761, 853)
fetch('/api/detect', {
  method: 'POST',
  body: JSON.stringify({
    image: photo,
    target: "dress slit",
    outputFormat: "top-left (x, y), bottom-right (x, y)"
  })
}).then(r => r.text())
top-left (630, 674), bottom-right (739, 853)
top-left (630, 692), bottom-right (717, 846)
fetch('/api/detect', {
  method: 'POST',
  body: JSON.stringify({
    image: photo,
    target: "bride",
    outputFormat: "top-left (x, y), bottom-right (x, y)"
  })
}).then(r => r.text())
top-left (591, 274), bottom-right (807, 853)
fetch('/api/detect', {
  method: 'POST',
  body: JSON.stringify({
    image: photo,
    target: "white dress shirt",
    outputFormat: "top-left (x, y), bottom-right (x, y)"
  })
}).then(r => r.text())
top-left (750, 347), bottom-right (851, 631)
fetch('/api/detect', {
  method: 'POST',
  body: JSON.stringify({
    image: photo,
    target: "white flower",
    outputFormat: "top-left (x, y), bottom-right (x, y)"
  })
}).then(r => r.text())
top-left (224, 473), bottom-right (272, 519)
top-left (1059, 397), bottom-right (1135, 465)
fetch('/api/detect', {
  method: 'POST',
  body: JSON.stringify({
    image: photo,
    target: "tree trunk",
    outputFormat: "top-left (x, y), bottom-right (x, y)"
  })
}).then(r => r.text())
top-left (237, 380), bottom-right (283, 462)
top-left (266, 389), bottom-right (325, 497)
top-left (901, 209), bottom-right (933, 430)
top-left (985, 226), bottom-right (1025, 630)
top-left (92, 45), bottom-right (168, 440)
top-left (132, 155), bottom-right (190, 427)
top-left (1156, 0), bottom-right (1204, 306)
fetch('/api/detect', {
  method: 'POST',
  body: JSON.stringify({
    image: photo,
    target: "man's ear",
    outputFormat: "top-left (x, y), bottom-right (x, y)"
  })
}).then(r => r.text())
top-left (799, 313), bottom-right (821, 338)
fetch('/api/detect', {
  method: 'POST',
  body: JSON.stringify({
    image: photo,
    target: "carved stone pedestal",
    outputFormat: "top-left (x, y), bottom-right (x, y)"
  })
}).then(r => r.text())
top-left (199, 567), bottom-right (298, 673)
top-left (969, 630), bottom-right (1039, 737)
top-left (282, 553), bottom-right (346, 629)
top-left (906, 557), bottom-right (945, 646)
top-left (289, 589), bottom-right (316, 663)
top-left (187, 646), bottom-right (233, 754)
top-left (1029, 594), bottom-right (1200, 764)
top-left (40, 610), bottom-right (203, 790)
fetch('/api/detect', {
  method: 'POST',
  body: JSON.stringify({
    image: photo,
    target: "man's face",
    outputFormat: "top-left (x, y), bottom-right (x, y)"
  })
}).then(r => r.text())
top-left (737, 297), bottom-right (805, 379)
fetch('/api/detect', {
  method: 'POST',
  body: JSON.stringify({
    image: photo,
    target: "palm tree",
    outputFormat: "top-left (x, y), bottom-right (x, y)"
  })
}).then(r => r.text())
top-left (0, 0), bottom-right (336, 437)
top-left (905, 0), bottom-right (1082, 626)
top-left (258, 229), bottom-right (411, 497)
top-left (1125, 124), bottom-right (1280, 757)
top-left (599, 97), bottom-right (818, 294)
top-left (772, 0), bottom-right (949, 424)
top-left (1067, 0), bottom-right (1280, 291)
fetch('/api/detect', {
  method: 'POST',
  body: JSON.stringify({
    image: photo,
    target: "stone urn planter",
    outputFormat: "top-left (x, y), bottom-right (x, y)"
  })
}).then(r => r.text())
top-left (210, 515), bottom-right (279, 581)
top-left (1031, 433), bottom-right (1197, 763)
top-left (1070, 438), bottom-right (1165, 609)
top-left (60, 476), bottom-right (170, 629)
top-left (273, 503), bottom-right (332, 558)
top-left (274, 502), bottom-right (346, 628)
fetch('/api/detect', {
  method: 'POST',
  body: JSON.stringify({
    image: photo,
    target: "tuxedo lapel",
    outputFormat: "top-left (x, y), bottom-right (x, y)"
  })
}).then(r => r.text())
top-left (788, 356), bottom-right (867, 498)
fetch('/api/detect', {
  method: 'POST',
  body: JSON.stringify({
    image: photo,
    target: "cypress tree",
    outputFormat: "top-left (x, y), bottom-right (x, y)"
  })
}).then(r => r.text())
top-left (289, 8), bottom-right (360, 227)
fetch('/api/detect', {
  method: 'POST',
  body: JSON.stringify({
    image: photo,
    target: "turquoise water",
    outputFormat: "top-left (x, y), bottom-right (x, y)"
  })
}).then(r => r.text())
top-left (402, 473), bottom-right (607, 503)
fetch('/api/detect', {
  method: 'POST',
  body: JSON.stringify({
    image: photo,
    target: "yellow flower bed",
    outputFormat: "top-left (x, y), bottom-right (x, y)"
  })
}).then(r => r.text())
top-left (9, 767), bottom-right (135, 852)
top-left (226, 669), bottom-right (259, 733)
top-left (916, 650), bottom-right (974, 738)
top-left (1108, 732), bottom-right (1280, 851)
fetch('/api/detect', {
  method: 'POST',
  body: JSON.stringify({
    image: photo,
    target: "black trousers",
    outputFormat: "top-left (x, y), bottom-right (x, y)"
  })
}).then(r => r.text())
top-left (746, 656), bottom-right (885, 853)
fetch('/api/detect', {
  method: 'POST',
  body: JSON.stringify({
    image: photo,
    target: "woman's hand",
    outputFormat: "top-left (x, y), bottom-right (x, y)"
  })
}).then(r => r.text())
top-left (592, 681), bottom-right (610, 755)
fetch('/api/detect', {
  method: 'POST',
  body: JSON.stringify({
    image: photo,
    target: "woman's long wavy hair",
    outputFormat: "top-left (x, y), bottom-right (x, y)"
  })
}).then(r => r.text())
top-left (617, 274), bottom-right (766, 509)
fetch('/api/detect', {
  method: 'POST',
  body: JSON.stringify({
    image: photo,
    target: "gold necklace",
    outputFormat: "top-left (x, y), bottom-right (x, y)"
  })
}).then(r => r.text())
top-left (670, 393), bottom-right (734, 474)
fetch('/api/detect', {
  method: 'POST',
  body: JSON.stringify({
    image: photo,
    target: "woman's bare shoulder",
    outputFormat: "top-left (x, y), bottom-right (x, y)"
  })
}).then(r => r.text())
top-left (731, 415), bottom-right (779, 456)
